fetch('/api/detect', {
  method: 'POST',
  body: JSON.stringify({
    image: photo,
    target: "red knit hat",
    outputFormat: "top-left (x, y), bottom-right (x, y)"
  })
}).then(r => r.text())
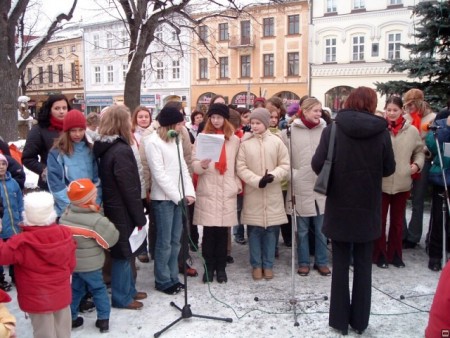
top-left (63, 109), bottom-right (86, 132)
top-left (67, 178), bottom-right (97, 207)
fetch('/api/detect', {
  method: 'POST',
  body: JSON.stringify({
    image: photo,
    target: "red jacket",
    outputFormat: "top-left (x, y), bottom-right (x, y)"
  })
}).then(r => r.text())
top-left (426, 261), bottom-right (450, 338)
top-left (0, 224), bottom-right (76, 313)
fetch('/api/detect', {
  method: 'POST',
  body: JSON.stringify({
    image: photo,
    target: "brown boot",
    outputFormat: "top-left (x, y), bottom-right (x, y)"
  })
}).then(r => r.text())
top-left (252, 268), bottom-right (263, 280)
top-left (125, 300), bottom-right (143, 310)
top-left (133, 292), bottom-right (148, 300)
top-left (263, 269), bottom-right (273, 280)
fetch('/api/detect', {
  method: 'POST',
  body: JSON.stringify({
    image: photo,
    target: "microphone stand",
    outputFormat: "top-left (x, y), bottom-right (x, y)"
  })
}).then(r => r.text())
top-left (154, 131), bottom-right (232, 338)
top-left (430, 128), bottom-right (450, 268)
top-left (254, 125), bottom-right (327, 326)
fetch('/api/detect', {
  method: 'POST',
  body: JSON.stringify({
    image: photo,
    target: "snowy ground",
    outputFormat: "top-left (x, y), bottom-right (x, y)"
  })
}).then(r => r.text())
top-left (4, 200), bottom-right (442, 338)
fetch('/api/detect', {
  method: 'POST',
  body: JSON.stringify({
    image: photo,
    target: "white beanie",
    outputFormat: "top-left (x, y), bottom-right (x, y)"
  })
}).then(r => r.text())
top-left (22, 191), bottom-right (57, 226)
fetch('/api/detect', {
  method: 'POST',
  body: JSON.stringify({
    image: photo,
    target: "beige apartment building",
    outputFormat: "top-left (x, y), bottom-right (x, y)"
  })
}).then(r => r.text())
top-left (25, 30), bottom-right (84, 114)
top-left (191, 1), bottom-right (309, 112)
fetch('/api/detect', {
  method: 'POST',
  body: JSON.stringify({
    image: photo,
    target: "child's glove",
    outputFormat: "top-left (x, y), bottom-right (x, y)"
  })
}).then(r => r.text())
top-left (258, 170), bottom-right (274, 188)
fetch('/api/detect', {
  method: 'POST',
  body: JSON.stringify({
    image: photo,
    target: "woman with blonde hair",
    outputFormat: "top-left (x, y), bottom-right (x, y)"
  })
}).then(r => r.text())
top-left (93, 105), bottom-right (148, 310)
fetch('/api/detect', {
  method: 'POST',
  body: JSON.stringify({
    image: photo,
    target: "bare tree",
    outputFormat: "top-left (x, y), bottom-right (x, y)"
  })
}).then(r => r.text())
top-left (103, 0), bottom-right (248, 111)
top-left (0, 0), bottom-right (77, 142)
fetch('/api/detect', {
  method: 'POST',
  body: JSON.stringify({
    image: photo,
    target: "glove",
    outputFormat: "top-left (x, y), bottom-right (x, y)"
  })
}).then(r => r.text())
top-left (258, 170), bottom-right (274, 188)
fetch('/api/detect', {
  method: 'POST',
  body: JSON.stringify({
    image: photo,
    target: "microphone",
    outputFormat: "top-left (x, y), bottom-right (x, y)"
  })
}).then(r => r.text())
top-left (167, 129), bottom-right (179, 138)
top-left (421, 122), bottom-right (442, 132)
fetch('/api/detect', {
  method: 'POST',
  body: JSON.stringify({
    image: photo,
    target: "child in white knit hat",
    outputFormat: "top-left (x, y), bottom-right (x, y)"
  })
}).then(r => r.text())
top-left (0, 191), bottom-right (76, 338)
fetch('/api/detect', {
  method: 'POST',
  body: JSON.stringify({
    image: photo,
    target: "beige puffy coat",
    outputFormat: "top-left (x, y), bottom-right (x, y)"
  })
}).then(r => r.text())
top-left (237, 130), bottom-right (289, 227)
top-left (382, 120), bottom-right (424, 194)
top-left (281, 118), bottom-right (327, 217)
top-left (192, 135), bottom-right (241, 227)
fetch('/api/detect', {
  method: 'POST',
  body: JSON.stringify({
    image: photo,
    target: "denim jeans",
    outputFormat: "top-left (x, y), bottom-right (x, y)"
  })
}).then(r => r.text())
top-left (71, 269), bottom-right (110, 320)
top-left (111, 258), bottom-right (136, 308)
top-left (233, 195), bottom-right (245, 240)
top-left (248, 225), bottom-right (279, 269)
top-left (297, 214), bottom-right (328, 267)
top-left (404, 160), bottom-right (431, 243)
top-left (153, 200), bottom-right (182, 290)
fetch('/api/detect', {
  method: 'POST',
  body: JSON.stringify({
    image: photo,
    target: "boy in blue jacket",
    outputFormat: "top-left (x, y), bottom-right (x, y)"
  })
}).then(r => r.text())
top-left (0, 154), bottom-right (23, 291)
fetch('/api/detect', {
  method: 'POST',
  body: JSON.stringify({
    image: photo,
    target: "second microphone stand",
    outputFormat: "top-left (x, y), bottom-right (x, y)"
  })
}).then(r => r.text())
top-left (154, 132), bottom-right (232, 338)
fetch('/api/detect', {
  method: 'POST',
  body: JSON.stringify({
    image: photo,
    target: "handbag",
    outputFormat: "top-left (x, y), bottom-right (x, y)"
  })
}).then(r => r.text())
top-left (314, 122), bottom-right (336, 195)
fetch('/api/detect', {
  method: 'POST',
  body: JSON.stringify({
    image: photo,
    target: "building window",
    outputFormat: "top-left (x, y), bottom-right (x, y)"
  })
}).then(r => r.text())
top-left (263, 18), bottom-right (274, 37)
top-left (48, 65), bottom-right (53, 83)
top-left (352, 35), bottom-right (365, 61)
top-left (58, 64), bottom-right (63, 82)
top-left (93, 34), bottom-right (100, 49)
top-left (327, 0), bottom-right (337, 13)
top-left (121, 30), bottom-right (129, 48)
top-left (219, 57), bottom-right (228, 78)
top-left (353, 0), bottom-right (365, 9)
top-left (107, 65), bottom-right (114, 83)
top-left (38, 67), bottom-right (43, 84)
top-left (199, 25), bottom-right (208, 43)
top-left (172, 31), bottom-right (177, 41)
top-left (57, 47), bottom-right (63, 54)
top-left (218, 23), bottom-right (229, 41)
top-left (372, 43), bottom-right (379, 57)
top-left (287, 52), bottom-right (299, 76)
top-left (27, 68), bottom-right (32, 83)
top-left (325, 38), bottom-right (336, 62)
top-left (94, 66), bottom-right (101, 84)
top-left (287, 15), bottom-right (299, 35)
top-left (199, 58), bottom-right (208, 79)
top-left (240, 55), bottom-right (251, 78)
top-left (141, 63), bottom-right (146, 82)
top-left (71, 45), bottom-right (76, 52)
top-left (172, 60), bottom-right (180, 79)
top-left (241, 21), bottom-right (251, 45)
top-left (155, 26), bottom-right (163, 41)
top-left (263, 54), bottom-right (274, 77)
top-left (388, 33), bottom-right (401, 59)
top-left (107, 33), bottom-right (113, 49)
top-left (156, 61), bottom-right (164, 80)
top-left (71, 63), bottom-right (76, 81)
top-left (47, 48), bottom-right (53, 56)
top-left (122, 64), bottom-right (127, 81)
top-left (389, 0), bottom-right (402, 4)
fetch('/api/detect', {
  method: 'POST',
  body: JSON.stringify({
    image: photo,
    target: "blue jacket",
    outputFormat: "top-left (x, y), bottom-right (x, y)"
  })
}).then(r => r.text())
top-left (47, 141), bottom-right (102, 216)
top-left (426, 118), bottom-right (450, 186)
top-left (0, 172), bottom-right (23, 239)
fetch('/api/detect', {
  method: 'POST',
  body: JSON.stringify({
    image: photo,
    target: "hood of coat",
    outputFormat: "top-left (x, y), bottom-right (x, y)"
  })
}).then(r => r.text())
top-left (93, 135), bottom-right (123, 158)
top-left (336, 109), bottom-right (388, 139)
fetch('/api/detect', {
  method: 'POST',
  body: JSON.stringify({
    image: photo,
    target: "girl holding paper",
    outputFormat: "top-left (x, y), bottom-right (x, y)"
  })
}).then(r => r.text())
top-left (193, 103), bottom-right (241, 284)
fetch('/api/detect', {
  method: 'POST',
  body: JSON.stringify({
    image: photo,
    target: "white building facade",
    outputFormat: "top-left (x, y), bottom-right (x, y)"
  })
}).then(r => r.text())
top-left (310, 0), bottom-right (422, 113)
top-left (82, 19), bottom-right (192, 114)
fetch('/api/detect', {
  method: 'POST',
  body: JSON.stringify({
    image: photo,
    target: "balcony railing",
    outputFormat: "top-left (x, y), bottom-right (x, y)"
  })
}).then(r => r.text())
top-left (228, 35), bottom-right (255, 49)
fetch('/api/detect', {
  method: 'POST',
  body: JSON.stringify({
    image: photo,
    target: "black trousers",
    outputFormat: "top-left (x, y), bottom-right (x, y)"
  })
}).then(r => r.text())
top-left (428, 185), bottom-right (449, 260)
top-left (202, 226), bottom-right (228, 272)
top-left (329, 240), bottom-right (373, 332)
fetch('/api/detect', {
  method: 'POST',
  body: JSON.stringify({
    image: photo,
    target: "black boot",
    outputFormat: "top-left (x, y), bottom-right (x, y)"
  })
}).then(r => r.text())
top-left (95, 319), bottom-right (109, 333)
top-left (0, 275), bottom-right (11, 292)
top-left (72, 316), bottom-right (84, 329)
top-left (391, 253), bottom-right (405, 268)
top-left (202, 268), bottom-right (214, 283)
top-left (216, 269), bottom-right (228, 284)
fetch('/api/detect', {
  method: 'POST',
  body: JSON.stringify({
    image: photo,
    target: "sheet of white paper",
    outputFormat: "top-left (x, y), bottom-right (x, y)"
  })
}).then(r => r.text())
top-left (196, 133), bottom-right (225, 162)
top-left (129, 227), bottom-right (147, 253)
top-left (444, 142), bottom-right (450, 157)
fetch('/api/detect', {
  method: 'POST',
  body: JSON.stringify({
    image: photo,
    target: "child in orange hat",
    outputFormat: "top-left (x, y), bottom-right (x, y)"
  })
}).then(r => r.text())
top-left (60, 178), bottom-right (120, 333)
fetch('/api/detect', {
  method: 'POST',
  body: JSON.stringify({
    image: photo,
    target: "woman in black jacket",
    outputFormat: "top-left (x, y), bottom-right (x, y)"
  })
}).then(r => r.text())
top-left (312, 87), bottom-right (395, 335)
top-left (22, 94), bottom-right (71, 190)
top-left (93, 105), bottom-right (147, 310)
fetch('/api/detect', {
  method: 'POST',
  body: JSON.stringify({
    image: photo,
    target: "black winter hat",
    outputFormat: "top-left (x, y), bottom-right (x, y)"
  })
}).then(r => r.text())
top-left (207, 103), bottom-right (230, 120)
top-left (158, 106), bottom-right (184, 127)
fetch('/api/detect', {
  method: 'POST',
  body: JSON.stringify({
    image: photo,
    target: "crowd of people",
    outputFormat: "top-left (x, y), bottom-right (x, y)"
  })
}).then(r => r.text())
top-left (0, 86), bottom-right (447, 337)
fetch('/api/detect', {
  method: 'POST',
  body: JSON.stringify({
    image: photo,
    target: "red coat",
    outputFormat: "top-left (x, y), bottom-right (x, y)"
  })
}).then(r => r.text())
top-left (426, 261), bottom-right (450, 338)
top-left (0, 224), bottom-right (76, 313)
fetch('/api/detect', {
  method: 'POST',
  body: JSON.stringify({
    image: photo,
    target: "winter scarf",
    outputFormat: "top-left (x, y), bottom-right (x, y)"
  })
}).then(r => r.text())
top-left (387, 116), bottom-right (405, 136)
top-left (300, 115), bottom-right (319, 129)
top-left (214, 129), bottom-right (227, 175)
top-left (49, 116), bottom-right (64, 131)
top-left (409, 111), bottom-right (422, 132)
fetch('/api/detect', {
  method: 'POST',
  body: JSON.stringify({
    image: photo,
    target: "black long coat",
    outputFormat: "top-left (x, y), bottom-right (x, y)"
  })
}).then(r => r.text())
top-left (93, 136), bottom-right (147, 259)
top-left (311, 110), bottom-right (396, 243)
top-left (22, 125), bottom-right (60, 190)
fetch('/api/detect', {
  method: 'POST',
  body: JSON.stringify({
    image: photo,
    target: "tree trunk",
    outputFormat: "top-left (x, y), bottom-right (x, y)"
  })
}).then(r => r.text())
top-left (124, 52), bottom-right (145, 112)
top-left (0, 66), bottom-right (19, 142)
